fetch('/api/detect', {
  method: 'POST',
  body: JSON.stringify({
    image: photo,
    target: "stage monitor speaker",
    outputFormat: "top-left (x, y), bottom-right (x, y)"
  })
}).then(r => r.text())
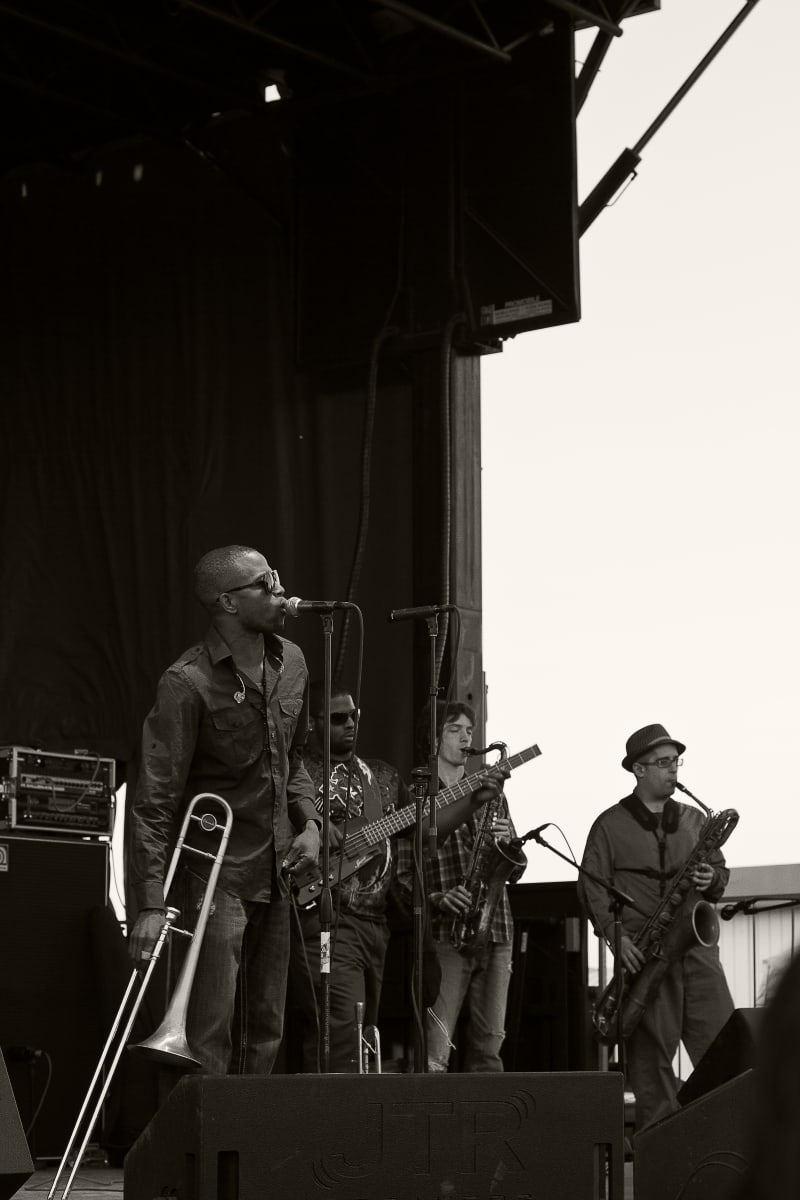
top-left (0, 1052), bottom-right (34, 1200)
top-left (125, 1072), bottom-right (624, 1200)
top-left (678, 1008), bottom-right (762, 1106)
top-left (0, 833), bottom-right (109, 1159)
top-left (635, 1069), bottom-right (756, 1200)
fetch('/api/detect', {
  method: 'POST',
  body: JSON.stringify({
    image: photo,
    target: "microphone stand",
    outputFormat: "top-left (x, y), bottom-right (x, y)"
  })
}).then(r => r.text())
top-left (317, 612), bottom-right (335, 1074)
top-left (291, 599), bottom-right (361, 1073)
top-left (723, 895), bottom-right (800, 919)
top-left (410, 613), bottom-right (441, 1073)
top-left (518, 826), bottom-right (645, 1083)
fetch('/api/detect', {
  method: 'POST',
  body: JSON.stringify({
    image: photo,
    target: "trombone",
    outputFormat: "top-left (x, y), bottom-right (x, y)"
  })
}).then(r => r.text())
top-left (48, 792), bottom-right (233, 1200)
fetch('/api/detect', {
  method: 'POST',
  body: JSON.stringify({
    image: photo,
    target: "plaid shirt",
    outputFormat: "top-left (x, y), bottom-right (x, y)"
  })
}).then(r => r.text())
top-left (395, 781), bottom-right (518, 945)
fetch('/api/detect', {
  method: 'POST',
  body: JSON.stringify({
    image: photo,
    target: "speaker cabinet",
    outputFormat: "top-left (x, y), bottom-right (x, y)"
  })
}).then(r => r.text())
top-left (125, 1072), bottom-right (624, 1200)
top-left (502, 882), bottom-right (591, 1071)
top-left (295, 16), bottom-right (579, 368)
top-left (0, 1051), bottom-right (33, 1200)
top-left (0, 834), bottom-right (109, 1158)
top-left (635, 1070), bottom-right (756, 1200)
top-left (678, 1008), bottom-right (762, 1106)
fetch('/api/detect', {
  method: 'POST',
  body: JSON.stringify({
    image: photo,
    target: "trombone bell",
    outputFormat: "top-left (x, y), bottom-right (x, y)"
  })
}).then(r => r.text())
top-left (128, 792), bottom-right (234, 1071)
top-left (128, 1031), bottom-right (201, 1069)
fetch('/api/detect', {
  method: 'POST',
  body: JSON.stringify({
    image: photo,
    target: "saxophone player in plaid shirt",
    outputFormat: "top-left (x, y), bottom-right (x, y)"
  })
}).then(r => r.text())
top-left (396, 699), bottom-right (518, 1072)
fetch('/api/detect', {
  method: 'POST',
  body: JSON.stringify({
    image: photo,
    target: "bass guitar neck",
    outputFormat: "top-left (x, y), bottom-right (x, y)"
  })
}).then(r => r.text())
top-left (291, 743), bottom-right (541, 907)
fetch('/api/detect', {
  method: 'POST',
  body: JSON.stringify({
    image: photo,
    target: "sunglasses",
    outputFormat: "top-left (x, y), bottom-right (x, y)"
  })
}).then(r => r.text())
top-left (329, 709), bottom-right (359, 726)
top-left (219, 569), bottom-right (281, 600)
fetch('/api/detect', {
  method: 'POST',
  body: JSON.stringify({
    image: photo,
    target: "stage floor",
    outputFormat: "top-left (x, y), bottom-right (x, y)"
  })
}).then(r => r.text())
top-left (10, 1162), bottom-right (637, 1200)
top-left (10, 1165), bottom-right (123, 1199)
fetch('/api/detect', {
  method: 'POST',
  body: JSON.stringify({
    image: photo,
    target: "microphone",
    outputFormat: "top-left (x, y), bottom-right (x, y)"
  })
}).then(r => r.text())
top-left (512, 823), bottom-right (552, 848)
top-left (284, 597), bottom-right (352, 617)
top-left (720, 898), bottom-right (754, 921)
top-left (387, 603), bottom-right (457, 622)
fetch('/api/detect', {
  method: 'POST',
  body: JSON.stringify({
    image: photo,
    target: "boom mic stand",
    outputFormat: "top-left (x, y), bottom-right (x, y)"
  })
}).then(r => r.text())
top-left (517, 824), bottom-right (644, 1083)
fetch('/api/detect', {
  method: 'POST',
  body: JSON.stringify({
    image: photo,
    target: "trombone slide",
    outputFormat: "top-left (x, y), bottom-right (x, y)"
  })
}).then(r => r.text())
top-left (48, 792), bottom-right (233, 1200)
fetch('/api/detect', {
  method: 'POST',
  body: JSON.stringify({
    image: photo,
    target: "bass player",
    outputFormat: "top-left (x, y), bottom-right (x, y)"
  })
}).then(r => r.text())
top-left (288, 682), bottom-right (503, 1072)
top-left (578, 724), bottom-right (734, 1133)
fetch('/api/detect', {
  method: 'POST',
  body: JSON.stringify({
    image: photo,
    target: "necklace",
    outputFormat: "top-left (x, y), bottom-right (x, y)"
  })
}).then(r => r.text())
top-left (232, 645), bottom-right (283, 704)
top-left (233, 654), bottom-right (263, 703)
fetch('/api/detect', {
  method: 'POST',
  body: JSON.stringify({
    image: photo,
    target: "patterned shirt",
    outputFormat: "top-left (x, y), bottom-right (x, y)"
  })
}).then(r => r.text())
top-left (394, 780), bottom-right (520, 945)
top-left (303, 749), bottom-right (410, 920)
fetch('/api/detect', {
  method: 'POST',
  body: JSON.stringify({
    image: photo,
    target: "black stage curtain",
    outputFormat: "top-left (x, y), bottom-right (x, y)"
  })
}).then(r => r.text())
top-left (0, 139), bottom-right (415, 773)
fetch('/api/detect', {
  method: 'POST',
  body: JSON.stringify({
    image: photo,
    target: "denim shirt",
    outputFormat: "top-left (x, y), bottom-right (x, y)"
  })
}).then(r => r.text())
top-left (130, 625), bottom-right (318, 907)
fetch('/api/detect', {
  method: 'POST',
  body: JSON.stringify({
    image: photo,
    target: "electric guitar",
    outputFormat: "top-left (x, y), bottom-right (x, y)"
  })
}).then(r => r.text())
top-left (291, 743), bottom-right (541, 907)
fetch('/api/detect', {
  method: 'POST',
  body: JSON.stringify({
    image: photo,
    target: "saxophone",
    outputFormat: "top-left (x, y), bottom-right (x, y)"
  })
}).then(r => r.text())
top-left (450, 743), bottom-right (527, 956)
top-left (592, 782), bottom-right (739, 1045)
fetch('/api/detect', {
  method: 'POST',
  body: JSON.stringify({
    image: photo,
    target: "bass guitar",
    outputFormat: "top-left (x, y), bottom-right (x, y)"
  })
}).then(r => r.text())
top-left (291, 743), bottom-right (541, 907)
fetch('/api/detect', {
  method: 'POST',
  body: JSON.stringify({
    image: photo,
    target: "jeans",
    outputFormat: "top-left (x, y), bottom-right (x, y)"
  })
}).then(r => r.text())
top-left (175, 867), bottom-right (291, 1075)
top-left (426, 938), bottom-right (513, 1072)
top-left (289, 905), bottom-right (390, 1072)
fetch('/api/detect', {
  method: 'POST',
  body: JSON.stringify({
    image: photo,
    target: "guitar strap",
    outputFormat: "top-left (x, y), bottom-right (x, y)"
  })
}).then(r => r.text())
top-left (353, 757), bottom-right (384, 824)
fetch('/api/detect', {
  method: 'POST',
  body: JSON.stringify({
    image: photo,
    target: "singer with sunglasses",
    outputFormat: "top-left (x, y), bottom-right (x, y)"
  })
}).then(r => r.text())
top-left (127, 544), bottom-right (321, 1075)
top-left (578, 724), bottom-right (734, 1134)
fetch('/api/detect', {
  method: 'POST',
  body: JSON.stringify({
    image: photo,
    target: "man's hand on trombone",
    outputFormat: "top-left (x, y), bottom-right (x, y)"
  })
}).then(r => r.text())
top-left (128, 909), bottom-right (168, 966)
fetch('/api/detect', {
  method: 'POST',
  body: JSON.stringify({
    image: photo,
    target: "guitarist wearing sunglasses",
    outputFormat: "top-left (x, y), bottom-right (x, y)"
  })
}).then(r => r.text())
top-left (288, 683), bottom-right (500, 1072)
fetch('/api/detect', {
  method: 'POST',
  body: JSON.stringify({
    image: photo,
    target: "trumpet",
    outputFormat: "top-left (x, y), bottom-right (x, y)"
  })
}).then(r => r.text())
top-left (355, 1001), bottom-right (382, 1074)
top-left (48, 792), bottom-right (233, 1200)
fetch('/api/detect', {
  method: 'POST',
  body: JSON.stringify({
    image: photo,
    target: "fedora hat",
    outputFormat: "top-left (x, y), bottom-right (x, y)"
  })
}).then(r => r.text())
top-left (622, 724), bottom-right (686, 772)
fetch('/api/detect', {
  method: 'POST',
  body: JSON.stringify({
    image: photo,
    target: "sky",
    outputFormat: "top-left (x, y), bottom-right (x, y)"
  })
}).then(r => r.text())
top-left (481, 0), bottom-right (799, 884)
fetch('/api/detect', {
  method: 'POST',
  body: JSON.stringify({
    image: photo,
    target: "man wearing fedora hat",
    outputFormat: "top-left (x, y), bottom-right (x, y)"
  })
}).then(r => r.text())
top-left (578, 724), bottom-right (734, 1133)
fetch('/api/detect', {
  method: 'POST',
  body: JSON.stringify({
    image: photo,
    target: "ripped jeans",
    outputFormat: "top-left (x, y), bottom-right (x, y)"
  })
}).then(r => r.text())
top-left (426, 939), bottom-right (513, 1072)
